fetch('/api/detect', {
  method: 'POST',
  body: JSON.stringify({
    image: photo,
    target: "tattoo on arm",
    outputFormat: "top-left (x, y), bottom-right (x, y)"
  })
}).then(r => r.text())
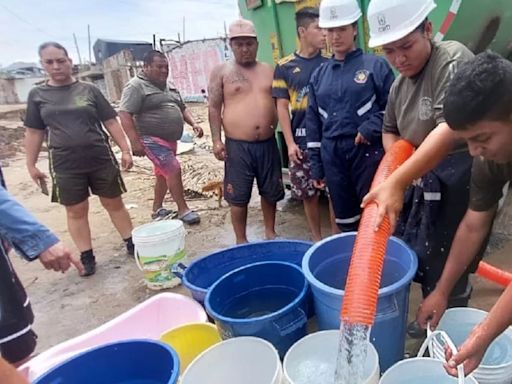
top-left (208, 66), bottom-right (224, 143)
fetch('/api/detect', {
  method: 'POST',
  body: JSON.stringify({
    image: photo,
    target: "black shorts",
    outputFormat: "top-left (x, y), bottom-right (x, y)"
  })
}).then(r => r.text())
top-left (0, 253), bottom-right (37, 364)
top-left (224, 137), bottom-right (284, 206)
top-left (0, 329), bottom-right (37, 364)
top-left (51, 163), bottom-right (126, 206)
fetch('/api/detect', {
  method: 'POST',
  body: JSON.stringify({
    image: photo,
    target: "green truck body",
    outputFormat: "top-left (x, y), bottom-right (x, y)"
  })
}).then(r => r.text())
top-left (237, 0), bottom-right (512, 173)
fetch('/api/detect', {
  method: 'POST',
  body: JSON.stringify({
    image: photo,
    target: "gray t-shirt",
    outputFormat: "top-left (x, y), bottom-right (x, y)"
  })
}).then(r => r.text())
top-left (383, 41), bottom-right (474, 150)
top-left (25, 81), bottom-right (118, 173)
top-left (470, 157), bottom-right (512, 212)
top-left (119, 74), bottom-right (186, 142)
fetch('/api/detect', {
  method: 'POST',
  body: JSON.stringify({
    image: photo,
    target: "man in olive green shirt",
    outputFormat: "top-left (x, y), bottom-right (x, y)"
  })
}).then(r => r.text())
top-left (375, 21), bottom-right (476, 310)
top-left (119, 50), bottom-right (203, 224)
top-left (366, 51), bottom-right (512, 377)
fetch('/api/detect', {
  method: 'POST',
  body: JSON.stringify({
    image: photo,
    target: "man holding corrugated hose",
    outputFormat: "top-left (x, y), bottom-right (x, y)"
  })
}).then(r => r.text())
top-left (361, 0), bottom-right (478, 334)
top-left (365, 50), bottom-right (512, 379)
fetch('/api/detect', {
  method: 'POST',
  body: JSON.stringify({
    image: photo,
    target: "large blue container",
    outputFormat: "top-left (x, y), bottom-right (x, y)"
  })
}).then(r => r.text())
top-left (302, 233), bottom-right (417, 372)
top-left (173, 240), bottom-right (312, 304)
top-left (34, 340), bottom-right (180, 384)
top-left (205, 261), bottom-right (309, 358)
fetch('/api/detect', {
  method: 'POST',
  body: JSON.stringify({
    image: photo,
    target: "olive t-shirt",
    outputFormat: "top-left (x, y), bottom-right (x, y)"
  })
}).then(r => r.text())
top-left (119, 74), bottom-right (186, 142)
top-left (383, 41), bottom-right (474, 151)
top-left (24, 81), bottom-right (118, 173)
top-left (469, 157), bottom-right (512, 211)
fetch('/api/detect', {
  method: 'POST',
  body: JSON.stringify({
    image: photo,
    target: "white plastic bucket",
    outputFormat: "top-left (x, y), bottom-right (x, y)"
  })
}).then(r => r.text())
top-left (380, 358), bottom-right (479, 384)
top-left (429, 308), bottom-right (512, 384)
top-left (132, 220), bottom-right (186, 290)
top-left (381, 330), bottom-right (478, 384)
top-left (180, 337), bottom-right (282, 384)
top-left (283, 330), bottom-right (379, 384)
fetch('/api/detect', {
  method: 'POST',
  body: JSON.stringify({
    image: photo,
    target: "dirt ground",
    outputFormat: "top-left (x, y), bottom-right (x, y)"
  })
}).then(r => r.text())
top-left (1, 103), bottom-right (511, 357)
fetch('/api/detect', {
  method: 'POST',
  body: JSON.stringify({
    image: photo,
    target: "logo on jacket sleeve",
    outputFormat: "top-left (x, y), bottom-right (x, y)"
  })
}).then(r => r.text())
top-left (354, 70), bottom-right (369, 84)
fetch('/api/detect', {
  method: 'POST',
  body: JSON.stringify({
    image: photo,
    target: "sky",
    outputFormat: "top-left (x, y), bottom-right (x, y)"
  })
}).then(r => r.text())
top-left (0, 0), bottom-right (239, 67)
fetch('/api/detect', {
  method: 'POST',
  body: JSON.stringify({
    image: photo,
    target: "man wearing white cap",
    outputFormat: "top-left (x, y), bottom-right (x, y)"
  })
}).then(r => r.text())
top-left (306, 0), bottom-right (394, 233)
top-left (361, 0), bottom-right (477, 335)
top-left (208, 19), bottom-right (284, 244)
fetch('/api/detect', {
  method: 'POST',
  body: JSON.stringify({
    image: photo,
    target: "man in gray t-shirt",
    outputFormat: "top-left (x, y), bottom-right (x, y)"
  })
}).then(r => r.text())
top-left (119, 50), bottom-right (203, 224)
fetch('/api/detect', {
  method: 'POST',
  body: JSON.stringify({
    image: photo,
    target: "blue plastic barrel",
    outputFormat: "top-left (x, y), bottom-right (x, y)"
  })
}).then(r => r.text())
top-left (302, 233), bottom-right (417, 372)
top-left (33, 340), bottom-right (180, 384)
top-left (173, 240), bottom-right (312, 304)
top-left (205, 261), bottom-right (309, 358)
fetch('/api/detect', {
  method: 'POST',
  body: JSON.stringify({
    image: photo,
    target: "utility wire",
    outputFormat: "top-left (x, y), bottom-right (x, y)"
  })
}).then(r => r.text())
top-left (0, 2), bottom-right (55, 38)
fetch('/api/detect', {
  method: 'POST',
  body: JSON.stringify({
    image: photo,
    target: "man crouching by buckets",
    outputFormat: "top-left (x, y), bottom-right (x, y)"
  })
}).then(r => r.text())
top-left (364, 51), bottom-right (512, 377)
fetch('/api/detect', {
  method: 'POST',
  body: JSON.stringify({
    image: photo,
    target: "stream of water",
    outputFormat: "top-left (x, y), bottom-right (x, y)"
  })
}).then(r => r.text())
top-left (334, 321), bottom-right (371, 384)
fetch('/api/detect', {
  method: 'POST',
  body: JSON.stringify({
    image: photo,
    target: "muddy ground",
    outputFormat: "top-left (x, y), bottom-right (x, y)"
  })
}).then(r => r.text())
top-left (1, 104), bottom-right (511, 356)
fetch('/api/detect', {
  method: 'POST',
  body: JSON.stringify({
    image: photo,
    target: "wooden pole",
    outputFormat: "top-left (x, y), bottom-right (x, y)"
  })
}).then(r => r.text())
top-left (87, 24), bottom-right (92, 63)
top-left (73, 33), bottom-right (82, 65)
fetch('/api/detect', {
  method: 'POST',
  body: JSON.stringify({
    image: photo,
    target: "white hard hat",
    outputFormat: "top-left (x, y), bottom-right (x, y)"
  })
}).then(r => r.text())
top-left (319, 0), bottom-right (362, 29)
top-left (367, 0), bottom-right (437, 47)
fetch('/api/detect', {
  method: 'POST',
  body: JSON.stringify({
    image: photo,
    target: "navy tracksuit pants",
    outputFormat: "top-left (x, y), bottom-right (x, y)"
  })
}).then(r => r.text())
top-left (322, 137), bottom-right (384, 232)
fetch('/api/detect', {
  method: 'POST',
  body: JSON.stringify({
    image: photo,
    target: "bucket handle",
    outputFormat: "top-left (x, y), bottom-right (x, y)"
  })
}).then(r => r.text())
top-left (273, 307), bottom-right (307, 336)
top-left (375, 294), bottom-right (399, 320)
top-left (418, 327), bottom-right (465, 384)
top-left (134, 245), bottom-right (143, 271)
top-left (171, 262), bottom-right (188, 280)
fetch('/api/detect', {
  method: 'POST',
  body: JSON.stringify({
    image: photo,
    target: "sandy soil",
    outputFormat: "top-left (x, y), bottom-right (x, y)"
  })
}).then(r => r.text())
top-left (1, 104), bottom-right (511, 357)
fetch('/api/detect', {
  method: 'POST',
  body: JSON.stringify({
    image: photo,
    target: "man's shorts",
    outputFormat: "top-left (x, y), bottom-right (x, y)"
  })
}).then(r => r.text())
top-left (289, 151), bottom-right (318, 200)
top-left (1, 328), bottom-right (37, 364)
top-left (0, 260), bottom-right (37, 364)
top-left (224, 137), bottom-right (285, 206)
top-left (141, 136), bottom-right (180, 178)
top-left (52, 162), bottom-right (126, 206)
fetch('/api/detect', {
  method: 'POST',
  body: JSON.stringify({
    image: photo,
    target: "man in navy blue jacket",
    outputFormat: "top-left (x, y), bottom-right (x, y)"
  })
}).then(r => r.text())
top-left (306, 0), bottom-right (394, 232)
top-left (0, 167), bottom-right (81, 365)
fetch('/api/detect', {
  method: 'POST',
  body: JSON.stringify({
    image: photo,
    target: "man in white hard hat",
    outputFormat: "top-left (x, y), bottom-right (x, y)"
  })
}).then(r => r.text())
top-left (306, 0), bottom-right (394, 233)
top-left (361, 0), bottom-right (477, 336)
top-left (208, 19), bottom-right (284, 244)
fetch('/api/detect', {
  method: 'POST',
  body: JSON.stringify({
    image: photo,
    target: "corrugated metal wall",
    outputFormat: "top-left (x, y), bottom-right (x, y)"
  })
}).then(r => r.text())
top-left (165, 38), bottom-right (231, 102)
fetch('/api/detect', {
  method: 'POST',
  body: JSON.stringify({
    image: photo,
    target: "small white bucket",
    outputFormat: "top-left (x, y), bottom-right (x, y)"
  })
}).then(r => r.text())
top-left (381, 330), bottom-right (479, 384)
top-left (132, 220), bottom-right (186, 290)
top-left (380, 358), bottom-right (479, 384)
top-left (283, 330), bottom-right (379, 384)
top-left (429, 308), bottom-right (512, 384)
top-left (180, 337), bottom-right (282, 384)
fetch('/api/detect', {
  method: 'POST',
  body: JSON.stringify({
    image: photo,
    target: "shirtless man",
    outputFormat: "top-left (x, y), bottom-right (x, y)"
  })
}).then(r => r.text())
top-left (208, 19), bottom-right (284, 244)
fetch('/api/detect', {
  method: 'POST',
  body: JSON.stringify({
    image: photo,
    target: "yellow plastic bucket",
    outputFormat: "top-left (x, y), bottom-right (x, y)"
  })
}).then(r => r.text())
top-left (160, 322), bottom-right (221, 374)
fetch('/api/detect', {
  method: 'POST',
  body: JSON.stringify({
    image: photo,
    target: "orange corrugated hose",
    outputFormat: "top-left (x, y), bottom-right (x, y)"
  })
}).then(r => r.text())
top-left (477, 261), bottom-right (512, 288)
top-left (341, 140), bottom-right (415, 325)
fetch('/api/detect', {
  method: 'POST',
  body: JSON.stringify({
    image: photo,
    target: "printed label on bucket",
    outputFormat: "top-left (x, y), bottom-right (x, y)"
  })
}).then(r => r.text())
top-left (139, 249), bottom-right (186, 290)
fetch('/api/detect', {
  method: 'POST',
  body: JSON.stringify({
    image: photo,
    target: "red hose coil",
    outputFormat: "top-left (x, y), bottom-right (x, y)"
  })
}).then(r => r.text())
top-left (476, 261), bottom-right (512, 288)
top-left (341, 140), bottom-right (415, 325)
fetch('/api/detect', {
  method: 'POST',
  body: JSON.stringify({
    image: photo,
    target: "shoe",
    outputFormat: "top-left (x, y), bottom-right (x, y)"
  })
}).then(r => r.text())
top-left (177, 210), bottom-right (200, 225)
top-left (151, 207), bottom-right (176, 221)
top-left (80, 253), bottom-right (96, 277)
top-left (125, 237), bottom-right (134, 256)
top-left (407, 320), bottom-right (427, 339)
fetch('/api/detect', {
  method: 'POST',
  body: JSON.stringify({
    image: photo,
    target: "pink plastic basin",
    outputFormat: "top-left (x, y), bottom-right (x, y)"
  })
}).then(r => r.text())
top-left (19, 293), bottom-right (206, 381)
